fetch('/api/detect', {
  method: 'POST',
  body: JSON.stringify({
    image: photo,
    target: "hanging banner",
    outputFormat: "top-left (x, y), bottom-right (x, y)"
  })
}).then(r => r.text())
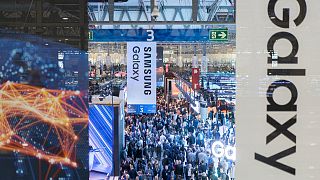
top-left (156, 47), bottom-right (164, 87)
top-left (192, 68), bottom-right (200, 90)
top-left (201, 56), bottom-right (208, 73)
top-left (192, 56), bottom-right (198, 68)
top-left (127, 42), bottom-right (156, 114)
top-left (237, 0), bottom-right (320, 180)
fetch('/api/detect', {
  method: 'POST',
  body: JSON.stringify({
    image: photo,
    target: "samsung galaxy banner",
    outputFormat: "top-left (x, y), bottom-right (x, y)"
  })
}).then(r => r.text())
top-left (127, 42), bottom-right (156, 114)
top-left (237, 0), bottom-right (320, 179)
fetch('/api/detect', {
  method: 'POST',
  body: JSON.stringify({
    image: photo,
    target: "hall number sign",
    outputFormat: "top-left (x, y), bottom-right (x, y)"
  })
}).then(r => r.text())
top-left (147, 30), bottom-right (154, 41)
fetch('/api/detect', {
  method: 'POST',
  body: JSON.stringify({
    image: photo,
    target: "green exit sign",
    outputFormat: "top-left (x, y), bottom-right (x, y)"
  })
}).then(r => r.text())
top-left (88, 31), bottom-right (93, 40)
top-left (209, 29), bottom-right (228, 41)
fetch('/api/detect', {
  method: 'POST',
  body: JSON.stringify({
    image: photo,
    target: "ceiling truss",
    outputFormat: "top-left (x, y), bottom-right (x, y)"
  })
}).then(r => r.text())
top-left (88, 0), bottom-right (235, 29)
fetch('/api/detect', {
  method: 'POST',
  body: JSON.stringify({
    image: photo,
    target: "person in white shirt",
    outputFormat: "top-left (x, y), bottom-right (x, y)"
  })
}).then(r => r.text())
top-left (160, 133), bottom-right (166, 143)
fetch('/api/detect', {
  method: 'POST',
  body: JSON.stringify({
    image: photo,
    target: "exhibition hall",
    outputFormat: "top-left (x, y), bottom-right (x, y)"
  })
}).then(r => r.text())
top-left (0, 0), bottom-right (318, 180)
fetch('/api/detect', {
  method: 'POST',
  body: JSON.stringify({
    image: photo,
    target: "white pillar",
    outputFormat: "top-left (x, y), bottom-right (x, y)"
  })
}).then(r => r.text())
top-left (201, 44), bottom-right (208, 73)
top-left (200, 96), bottom-right (208, 121)
top-left (192, 56), bottom-right (198, 68)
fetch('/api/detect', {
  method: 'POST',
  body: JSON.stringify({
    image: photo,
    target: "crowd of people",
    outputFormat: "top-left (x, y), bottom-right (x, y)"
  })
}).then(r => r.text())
top-left (120, 88), bottom-right (236, 180)
top-left (172, 64), bottom-right (235, 82)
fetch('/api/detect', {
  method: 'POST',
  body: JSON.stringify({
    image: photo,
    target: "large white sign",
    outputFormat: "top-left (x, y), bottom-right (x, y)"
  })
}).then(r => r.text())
top-left (127, 42), bottom-right (156, 113)
top-left (237, 0), bottom-right (320, 179)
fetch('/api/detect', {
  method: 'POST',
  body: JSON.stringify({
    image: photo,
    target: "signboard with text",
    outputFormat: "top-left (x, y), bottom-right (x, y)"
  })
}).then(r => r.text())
top-left (127, 42), bottom-right (156, 114)
top-left (237, 0), bottom-right (320, 180)
top-left (89, 29), bottom-right (235, 42)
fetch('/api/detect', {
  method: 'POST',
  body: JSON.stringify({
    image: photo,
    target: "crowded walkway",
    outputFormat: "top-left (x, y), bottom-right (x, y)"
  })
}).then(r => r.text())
top-left (120, 88), bottom-right (236, 180)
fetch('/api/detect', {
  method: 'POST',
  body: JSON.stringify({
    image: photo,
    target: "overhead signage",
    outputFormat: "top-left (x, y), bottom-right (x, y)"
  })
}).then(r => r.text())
top-left (127, 42), bottom-right (156, 114)
top-left (209, 29), bottom-right (228, 41)
top-left (237, 0), bottom-right (319, 179)
top-left (89, 28), bottom-right (235, 42)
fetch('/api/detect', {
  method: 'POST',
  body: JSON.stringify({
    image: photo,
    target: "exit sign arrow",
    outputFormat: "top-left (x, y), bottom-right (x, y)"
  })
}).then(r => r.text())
top-left (209, 29), bottom-right (228, 41)
top-left (88, 31), bottom-right (93, 40)
top-left (218, 31), bottom-right (227, 39)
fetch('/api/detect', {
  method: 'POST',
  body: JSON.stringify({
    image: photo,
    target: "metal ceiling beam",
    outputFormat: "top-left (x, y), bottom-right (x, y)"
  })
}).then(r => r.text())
top-left (192, 0), bottom-right (198, 22)
top-left (88, 5), bottom-right (234, 24)
top-left (150, 0), bottom-right (155, 23)
top-left (109, 0), bottom-right (114, 22)
top-left (89, 21), bottom-right (235, 25)
top-left (0, 22), bottom-right (82, 27)
top-left (36, 0), bottom-right (42, 24)
top-left (88, 6), bottom-right (96, 21)
top-left (207, 0), bottom-right (221, 21)
top-left (139, 0), bottom-right (150, 21)
top-left (100, 2), bottom-right (108, 21)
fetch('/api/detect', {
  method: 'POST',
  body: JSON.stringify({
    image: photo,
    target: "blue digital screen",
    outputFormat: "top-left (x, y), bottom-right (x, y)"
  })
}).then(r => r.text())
top-left (0, 29), bottom-right (89, 179)
top-left (89, 105), bottom-right (113, 174)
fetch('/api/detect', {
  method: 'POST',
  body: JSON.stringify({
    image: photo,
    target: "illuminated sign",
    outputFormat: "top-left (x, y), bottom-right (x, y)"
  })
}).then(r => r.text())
top-left (89, 29), bottom-right (235, 42)
top-left (211, 141), bottom-right (236, 161)
top-left (89, 31), bottom-right (93, 40)
top-left (89, 105), bottom-right (113, 174)
top-left (209, 29), bottom-right (228, 41)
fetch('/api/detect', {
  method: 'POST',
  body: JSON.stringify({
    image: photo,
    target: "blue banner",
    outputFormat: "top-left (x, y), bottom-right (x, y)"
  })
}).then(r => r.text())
top-left (90, 29), bottom-right (235, 42)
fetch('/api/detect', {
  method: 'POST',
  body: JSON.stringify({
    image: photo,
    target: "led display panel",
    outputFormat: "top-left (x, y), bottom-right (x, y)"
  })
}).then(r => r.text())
top-left (89, 105), bottom-right (113, 174)
top-left (0, 30), bottom-right (89, 180)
